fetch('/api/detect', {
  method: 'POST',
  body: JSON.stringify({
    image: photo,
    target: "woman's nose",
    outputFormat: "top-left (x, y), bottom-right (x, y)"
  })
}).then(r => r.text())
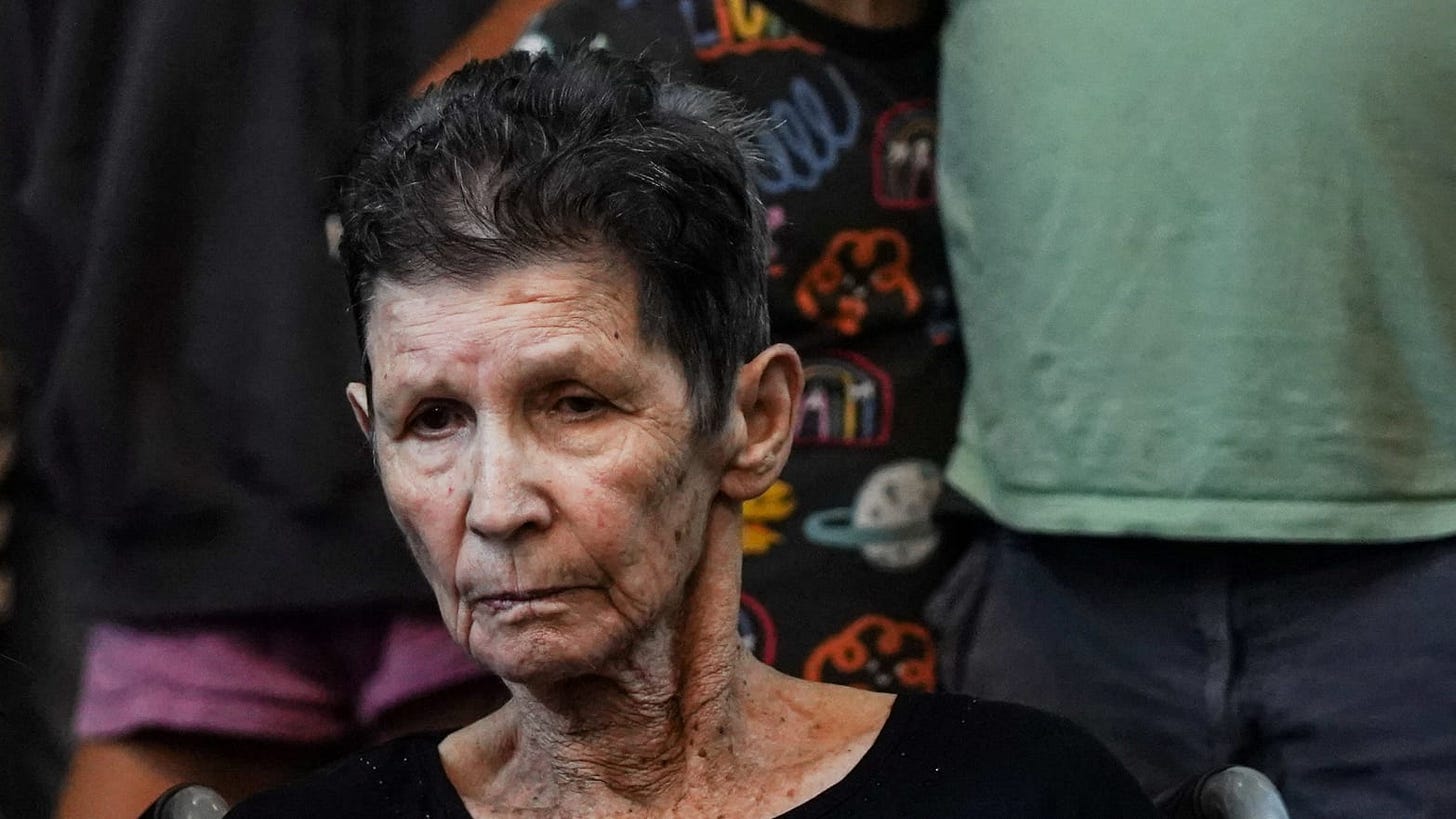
top-left (465, 433), bottom-right (552, 543)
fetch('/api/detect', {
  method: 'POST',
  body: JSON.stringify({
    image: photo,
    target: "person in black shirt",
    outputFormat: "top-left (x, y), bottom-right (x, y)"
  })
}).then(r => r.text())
top-left (524, 0), bottom-right (967, 702)
top-left (230, 50), bottom-right (1156, 818)
top-left (1, 2), bottom-right (503, 814)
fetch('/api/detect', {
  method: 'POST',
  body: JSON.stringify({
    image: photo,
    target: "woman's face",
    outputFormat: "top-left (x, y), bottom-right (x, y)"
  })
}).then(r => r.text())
top-left (349, 261), bottom-right (727, 683)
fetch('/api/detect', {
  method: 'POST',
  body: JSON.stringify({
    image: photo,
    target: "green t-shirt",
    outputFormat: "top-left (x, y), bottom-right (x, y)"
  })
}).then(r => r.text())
top-left (940, 0), bottom-right (1456, 541)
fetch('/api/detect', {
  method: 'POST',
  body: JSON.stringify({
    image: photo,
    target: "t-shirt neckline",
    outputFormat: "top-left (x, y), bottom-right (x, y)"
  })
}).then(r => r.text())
top-left (752, 0), bottom-right (946, 60)
top-left (774, 693), bottom-right (920, 817)
top-left (420, 694), bottom-right (920, 818)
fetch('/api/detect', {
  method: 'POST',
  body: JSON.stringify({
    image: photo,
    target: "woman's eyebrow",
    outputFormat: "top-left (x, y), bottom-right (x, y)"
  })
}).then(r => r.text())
top-left (370, 369), bottom-right (461, 418)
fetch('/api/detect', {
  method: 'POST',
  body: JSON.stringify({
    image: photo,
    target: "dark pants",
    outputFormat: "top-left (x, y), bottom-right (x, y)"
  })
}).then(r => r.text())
top-left (927, 524), bottom-right (1456, 819)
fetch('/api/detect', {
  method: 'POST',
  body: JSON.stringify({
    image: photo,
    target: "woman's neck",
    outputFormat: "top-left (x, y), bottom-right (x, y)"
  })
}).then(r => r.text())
top-left (448, 507), bottom-right (768, 813)
top-left (511, 617), bottom-right (752, 803)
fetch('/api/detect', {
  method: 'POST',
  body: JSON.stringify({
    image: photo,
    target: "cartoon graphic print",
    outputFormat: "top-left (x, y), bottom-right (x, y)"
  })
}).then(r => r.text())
top-left (795, 228), bottom-right (921, 336)
top-left (754, 65), bottom-right (861, 196)
top-left (682, 0), bottom-right (824, 61)
top-left (804, 615), bottom-right (935, 693)
top-left (872, 100), bottom-right (937, 209)
top-left (741, 479), bottom-right (796, 555)
top-left (796, 351), bottom-right (893, 447)
top-left (737, 592), bottom-right (778, 664)
top-left (804, 459), bottom-right (942, 570)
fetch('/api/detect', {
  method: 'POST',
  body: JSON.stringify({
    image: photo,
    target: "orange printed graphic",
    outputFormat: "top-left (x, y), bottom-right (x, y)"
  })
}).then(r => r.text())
top-left (741, 479), bottom-right (796, 554)
top-left (795, 228), bottom-right (922, 336)
top-left (804, 615), bottom-right (936, 693)
top-left (694, 0), bottom-right (824, 61)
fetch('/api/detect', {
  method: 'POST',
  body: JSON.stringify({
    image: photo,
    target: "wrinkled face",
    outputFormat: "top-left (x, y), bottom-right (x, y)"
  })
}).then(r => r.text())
top-left (351, 261), bottom-right (726, 683)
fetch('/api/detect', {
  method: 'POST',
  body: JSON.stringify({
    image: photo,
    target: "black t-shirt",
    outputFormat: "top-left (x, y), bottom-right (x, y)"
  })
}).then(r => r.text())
top-left (229, 694), bottom-right (1159, 818)
top-left (527, 0), bottom-right (967, 698)
top-left (0, 0), bottom-right (491, 618)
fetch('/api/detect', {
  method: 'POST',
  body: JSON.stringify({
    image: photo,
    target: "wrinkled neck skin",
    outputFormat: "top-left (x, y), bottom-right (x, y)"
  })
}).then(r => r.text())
top-left (450, 499), bottom-right (784, 816)
top-left (798, 0), bottom-right (928, 29)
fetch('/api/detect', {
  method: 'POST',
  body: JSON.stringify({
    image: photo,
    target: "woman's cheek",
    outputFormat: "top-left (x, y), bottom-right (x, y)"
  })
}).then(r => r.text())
top-left (378, 447), bottom-right (466, 552)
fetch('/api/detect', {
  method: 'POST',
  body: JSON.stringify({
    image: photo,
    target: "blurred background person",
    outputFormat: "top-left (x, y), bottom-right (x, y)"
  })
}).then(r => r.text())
top-left (0, 1), bottom-right (553, 815)
top-left (1, 7), bottom-right (78, 817)
top-left (0, 350), bottom-right (75, 819)
top-left (519, 0), bottom-right (967, 698)
top-left (928, 1), bottom-right (1456, 816)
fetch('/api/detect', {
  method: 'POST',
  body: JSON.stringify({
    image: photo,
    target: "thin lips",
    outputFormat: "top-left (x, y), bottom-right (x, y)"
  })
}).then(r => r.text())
top-left (478, 585), bottom-right (582, 603)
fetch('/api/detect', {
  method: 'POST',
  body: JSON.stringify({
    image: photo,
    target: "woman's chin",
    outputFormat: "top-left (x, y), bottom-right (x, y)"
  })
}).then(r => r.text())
top-left (469, 631), bottom-right (629, 686)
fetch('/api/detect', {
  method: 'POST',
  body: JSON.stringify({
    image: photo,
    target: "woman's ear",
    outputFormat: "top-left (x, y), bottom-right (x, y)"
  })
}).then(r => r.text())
top-left (346, 381), bottom-right (374, 440)
top-left (720, 343), bottom-right (802, 501)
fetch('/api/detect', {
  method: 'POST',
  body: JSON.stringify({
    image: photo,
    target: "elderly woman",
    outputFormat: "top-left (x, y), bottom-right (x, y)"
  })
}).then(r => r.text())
top-left (228, 51), bottom-right (1156, 818)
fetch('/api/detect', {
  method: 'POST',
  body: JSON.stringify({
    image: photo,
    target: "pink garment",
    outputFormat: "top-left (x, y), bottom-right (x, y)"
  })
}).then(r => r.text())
top-left (73, 609), bottom-right (490, 743)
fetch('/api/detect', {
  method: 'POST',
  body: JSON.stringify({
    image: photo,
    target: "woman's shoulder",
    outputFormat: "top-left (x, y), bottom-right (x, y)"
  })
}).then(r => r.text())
top-left (891, 692), bottom-right (1111, 749)
top-left (800, 693), bottom-right (1161, 818)
top-left (225, 731), bottom-right (467, 818)
top-left (890, 693), bottom-right (1143, 777)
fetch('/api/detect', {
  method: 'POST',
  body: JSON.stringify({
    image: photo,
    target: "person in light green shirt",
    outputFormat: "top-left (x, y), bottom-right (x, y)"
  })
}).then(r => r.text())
top-left (927, 1), bottom-right (1456, 816)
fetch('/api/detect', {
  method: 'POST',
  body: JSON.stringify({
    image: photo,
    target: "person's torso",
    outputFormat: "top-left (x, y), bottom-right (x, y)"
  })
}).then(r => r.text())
top-left (529, 0), bottom-right (967, 687)
top-left (941, 0), bottom-right (1456, 541)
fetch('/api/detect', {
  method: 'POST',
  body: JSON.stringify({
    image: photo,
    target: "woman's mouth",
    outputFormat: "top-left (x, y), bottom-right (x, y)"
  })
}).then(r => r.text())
top-left (477, 586), bottom-right (584, 612)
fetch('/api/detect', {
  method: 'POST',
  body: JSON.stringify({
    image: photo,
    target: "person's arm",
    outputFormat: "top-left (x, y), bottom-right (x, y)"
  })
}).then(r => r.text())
top-left (412, 0), bottom-right (561, 94)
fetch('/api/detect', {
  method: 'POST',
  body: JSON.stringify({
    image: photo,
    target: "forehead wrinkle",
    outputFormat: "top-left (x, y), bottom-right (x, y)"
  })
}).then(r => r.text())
top-left (363, 260), bottom-right (685, 416)
top-left (380, 260), bottom-right (638, 333)
top-left (371, 307), bottom-right (647, 413)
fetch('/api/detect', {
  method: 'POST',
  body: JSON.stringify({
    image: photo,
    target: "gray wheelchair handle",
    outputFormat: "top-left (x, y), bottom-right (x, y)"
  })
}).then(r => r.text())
top-left (145, 784), bottom-right (230, 819)
top-left (1200, 766), bottom-right (1290, 819)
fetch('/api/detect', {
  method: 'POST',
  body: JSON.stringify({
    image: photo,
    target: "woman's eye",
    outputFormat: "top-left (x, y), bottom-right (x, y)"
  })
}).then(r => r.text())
top-left (410, 404), bottom-right (462, 435)
top-left (556, 394), bottom-right (605, 416)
